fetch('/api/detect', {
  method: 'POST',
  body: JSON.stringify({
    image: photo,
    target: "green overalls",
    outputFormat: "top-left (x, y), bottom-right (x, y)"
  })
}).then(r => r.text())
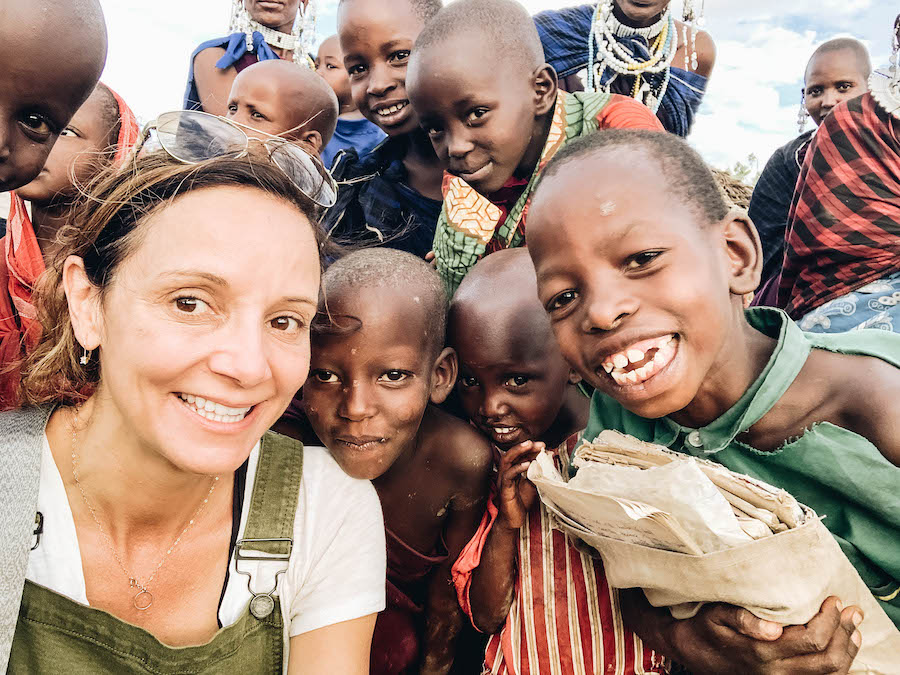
top-left (8, 431), bottom-right (303, 674)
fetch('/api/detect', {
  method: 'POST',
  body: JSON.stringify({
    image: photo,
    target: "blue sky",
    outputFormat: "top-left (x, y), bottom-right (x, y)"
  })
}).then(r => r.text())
top-left (97, 0), bottom-right (894, 171)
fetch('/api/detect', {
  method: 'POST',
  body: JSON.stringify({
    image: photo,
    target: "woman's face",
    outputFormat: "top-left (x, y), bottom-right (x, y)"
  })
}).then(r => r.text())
top-left (87, 185), bottom-right (320, 475)
top-left (244, 0), bottom-right (304, 30)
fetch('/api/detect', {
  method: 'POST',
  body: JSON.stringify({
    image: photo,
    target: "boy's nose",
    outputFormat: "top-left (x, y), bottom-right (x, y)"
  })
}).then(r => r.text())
top-left (339, 381), bottom-right (376, 421)
top-left (481, 392), bottom-right (510, 419)
top-left (447, 133), bottom-right (475, 159)
top-left (581, 290), bottom-right (639, 333)
top-left (366, 64), bottom-right (395, 97)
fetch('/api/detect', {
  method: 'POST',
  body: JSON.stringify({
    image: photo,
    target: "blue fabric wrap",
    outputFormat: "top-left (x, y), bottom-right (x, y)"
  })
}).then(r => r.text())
top-left (534, 4), bottom-right (707, 137)
top-left (183, 32), bottom-right (281, 111)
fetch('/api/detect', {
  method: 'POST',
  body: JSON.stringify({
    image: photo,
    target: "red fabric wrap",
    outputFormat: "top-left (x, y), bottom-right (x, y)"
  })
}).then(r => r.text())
top-left (778, 93), bottom-right (900, 318)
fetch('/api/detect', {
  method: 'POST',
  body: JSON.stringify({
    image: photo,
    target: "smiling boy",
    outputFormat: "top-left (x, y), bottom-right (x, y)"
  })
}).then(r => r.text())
top-left (322, 0), bottom-right (446, 258)
top-left (300, 248), bottom-right (493, 674)
top-left (406, 0), bottom-right (663, 295)
top-left (225, 60), bottom-right (338, 156)
top-left (525, 128), bottom-right (900, 672)
top-left (0, 0), bottom-right (108, 192)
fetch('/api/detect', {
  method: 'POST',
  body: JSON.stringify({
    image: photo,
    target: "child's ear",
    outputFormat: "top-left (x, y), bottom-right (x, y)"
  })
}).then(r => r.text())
top-left (720, 208), bottom-right (762, 297)
top-left (567, 369), bottom-right (582, 385)
top-left (298, 131), bottom-right (324, 155)
top-left (429, 347), bottom-right (458, 405)
top-left (533, 64), bottom-right (558, 116)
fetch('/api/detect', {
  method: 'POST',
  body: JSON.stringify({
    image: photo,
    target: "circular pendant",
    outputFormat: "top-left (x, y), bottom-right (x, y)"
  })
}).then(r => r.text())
top-left (133, 590), bottom-right (153, 611)
top-left (250, 594), bottom-right (275, 619)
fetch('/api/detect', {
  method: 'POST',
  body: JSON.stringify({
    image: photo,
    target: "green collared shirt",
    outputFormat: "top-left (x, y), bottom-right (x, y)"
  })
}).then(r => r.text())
top-left (584, 308), bottom-right (900, 626)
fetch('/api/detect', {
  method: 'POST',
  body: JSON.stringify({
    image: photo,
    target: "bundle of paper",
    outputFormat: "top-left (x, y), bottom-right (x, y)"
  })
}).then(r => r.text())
top-left (526, 430), bottom-right (900, 673)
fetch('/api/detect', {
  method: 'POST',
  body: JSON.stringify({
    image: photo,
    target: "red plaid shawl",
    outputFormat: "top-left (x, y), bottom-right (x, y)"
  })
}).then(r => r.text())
top-left (778, 93), bottom-right (900, 318)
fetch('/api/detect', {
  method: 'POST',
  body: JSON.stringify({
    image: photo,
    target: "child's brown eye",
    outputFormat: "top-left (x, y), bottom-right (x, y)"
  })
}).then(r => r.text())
top-left (313, 370), bottom-right (340, 384)
top-left (626, 251), bottom-right (663, 270)
top-left (19, 113), bottom-right (54, 141)
top-left (547, 290), bottom-right (577, 312)
top-left (505, 375), bottom-right (529, 388)
top-left (379, 370), bottom-right (410, 383)
top-left (460, 376), bottom-right (479, 388)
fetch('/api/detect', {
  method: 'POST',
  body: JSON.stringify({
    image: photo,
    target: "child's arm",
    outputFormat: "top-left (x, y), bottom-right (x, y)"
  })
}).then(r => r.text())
top-left (621, 589), bottom-right (862, 674)
top-left (420, 440), bottom-right (494, 675)
top-left (467, 440), bottom-right (544, 634)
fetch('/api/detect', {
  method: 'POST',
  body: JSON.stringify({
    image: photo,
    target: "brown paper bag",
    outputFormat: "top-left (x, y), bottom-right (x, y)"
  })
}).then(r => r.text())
top-left (535, 492), bottom-right (900, 674)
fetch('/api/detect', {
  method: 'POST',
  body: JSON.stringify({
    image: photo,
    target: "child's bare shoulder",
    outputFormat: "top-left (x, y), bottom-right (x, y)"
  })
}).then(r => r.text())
top-left (766, 348), bottom-right (900, 464)
top-left (419, 406), bottom-right (494, 482)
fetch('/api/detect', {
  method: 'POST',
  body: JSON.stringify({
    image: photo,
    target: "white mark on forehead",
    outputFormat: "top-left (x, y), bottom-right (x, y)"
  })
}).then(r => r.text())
top-left (351, 348), bottom-right (358, 355)
top-left (413, 296), bottom-right (421, 303)
top-left (596, 199), bottom-right (616, 216)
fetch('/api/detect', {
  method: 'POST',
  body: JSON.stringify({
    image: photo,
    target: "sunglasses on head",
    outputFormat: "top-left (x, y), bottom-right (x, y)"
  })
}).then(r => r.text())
top-left (135, 110), bottom-right (338, 208)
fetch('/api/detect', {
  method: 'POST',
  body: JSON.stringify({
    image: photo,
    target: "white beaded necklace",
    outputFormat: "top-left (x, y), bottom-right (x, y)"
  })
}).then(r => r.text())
top-left (228, 0), bottom-right (317, 67)
top-left (587, 0), bottom-right (677, 112)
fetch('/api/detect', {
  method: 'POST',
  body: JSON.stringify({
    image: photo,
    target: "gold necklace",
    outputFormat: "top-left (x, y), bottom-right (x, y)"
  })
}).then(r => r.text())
top-left (70, 407), bottom-right (219, 611)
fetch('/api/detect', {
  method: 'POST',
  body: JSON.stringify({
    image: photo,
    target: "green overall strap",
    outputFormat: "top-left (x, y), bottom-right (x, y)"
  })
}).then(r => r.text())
top-left (239, 431), bottom-right (304, 556)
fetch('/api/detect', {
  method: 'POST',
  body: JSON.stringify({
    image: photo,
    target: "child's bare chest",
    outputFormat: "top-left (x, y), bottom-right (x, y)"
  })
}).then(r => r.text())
top-left (376, 469), bottom-right (455, 555)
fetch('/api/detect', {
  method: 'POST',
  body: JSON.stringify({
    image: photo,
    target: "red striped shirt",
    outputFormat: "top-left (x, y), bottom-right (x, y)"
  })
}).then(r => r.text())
top-left (453, 435), bottom-right (668, 675)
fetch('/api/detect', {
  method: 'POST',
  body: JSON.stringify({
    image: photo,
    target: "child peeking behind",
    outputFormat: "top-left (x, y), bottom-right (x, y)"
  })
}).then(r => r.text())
top-left (447, 248), bottom-right (668, 674)
top-left (405, 0), bottom-right (664, 295)
top-left (315, 34), bottom-right (386, 169)
top-left (0, 84), bottom-right (139, 411)
top-left (299, 249), bottom-right (494, 674)
top-left (225, 59), bottom-right (339, 157)
top-left (525, 129), bottom-right (899, 673)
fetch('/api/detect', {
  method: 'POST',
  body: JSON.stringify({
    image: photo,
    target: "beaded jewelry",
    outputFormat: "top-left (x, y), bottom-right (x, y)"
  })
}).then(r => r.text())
top-left (586, 0), bottom-right (704, 113)
top-left (868, 13), bottom-right (900, 121)
top-left (797, 92), bottom-right (809, 133)
top-left (228, 0), bottom-right (317, 68)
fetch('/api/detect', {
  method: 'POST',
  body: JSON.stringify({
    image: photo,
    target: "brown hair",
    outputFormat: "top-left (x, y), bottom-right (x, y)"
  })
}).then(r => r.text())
top-left (19, 149), bottom-right (328, 406)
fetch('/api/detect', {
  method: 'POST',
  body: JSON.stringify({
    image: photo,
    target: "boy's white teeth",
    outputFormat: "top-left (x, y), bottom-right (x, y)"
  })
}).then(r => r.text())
top-left (626, 349), bottom-right (644, 364)
top-left (178, 393), bottom-right (251, 423)
top-left (377, 102), bottom-right (406, 116)
top-left (494, 427), bottom-right (516, 434)
top-left (602, 335), bottom-right (677, 387)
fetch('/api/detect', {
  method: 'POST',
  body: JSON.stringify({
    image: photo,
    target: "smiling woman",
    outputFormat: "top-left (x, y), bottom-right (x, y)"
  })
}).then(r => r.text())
top-left (2, 150), bottom-right (385, 673)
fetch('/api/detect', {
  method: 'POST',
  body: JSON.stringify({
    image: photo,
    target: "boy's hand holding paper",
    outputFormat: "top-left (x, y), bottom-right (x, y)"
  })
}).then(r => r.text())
top-left (527, 431), bottom-right (900, 673)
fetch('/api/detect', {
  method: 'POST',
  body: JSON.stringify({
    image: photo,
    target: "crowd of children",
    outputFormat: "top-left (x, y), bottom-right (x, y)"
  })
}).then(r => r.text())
top-left (1, 0), bottom-right (899, 672)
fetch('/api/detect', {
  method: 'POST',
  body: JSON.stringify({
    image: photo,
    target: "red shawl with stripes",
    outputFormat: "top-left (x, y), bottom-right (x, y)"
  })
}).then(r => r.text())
top-left (778, 93), bottom-right (900, 318)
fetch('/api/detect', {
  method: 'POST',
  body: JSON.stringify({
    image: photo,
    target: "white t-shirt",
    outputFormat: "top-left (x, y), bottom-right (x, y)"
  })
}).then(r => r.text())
top-left (27, 434), bottom-right (386, 668)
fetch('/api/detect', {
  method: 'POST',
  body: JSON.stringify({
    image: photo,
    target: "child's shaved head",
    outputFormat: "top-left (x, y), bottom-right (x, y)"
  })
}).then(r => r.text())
top-left (0, 0), bottom-right (108, 191)
top-left (414, 0), bottom-right (544, 74)
top-left (451, 248), bottom-right (551, 349)
top-left (319, 248), bottom-right (448, 357)
top-left (338, 0), bottom-right (443, 23)
top-left (538, 129), bottom-right (730, 227)
top-left (227, 60), bottom-right (339, 152)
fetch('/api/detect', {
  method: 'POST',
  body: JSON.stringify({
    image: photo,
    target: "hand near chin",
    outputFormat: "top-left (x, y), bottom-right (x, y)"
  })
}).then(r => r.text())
top-left (496, 440), bottom-right (544, 530)
top-left (671, 596), bottom-right (862, 674)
